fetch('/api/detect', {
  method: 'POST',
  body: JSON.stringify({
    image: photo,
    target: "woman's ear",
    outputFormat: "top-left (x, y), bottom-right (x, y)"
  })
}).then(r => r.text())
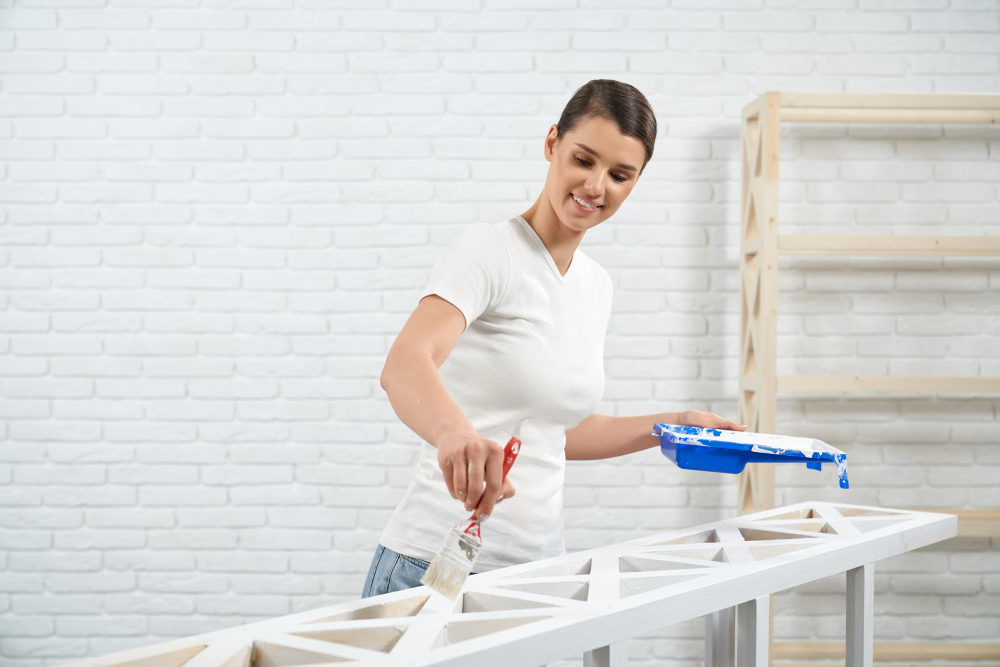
top-left (543, 124), bottom-right (559, 161)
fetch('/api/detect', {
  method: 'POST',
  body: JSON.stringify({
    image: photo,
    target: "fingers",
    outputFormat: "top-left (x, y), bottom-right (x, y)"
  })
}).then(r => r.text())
top-left (464, 444), bottom-right (486, 512)
top-left (711, 413), bottom-right (741, 430)
top-left (474, 443), bottom-right (503, 520)
top-left (714, 413), bottom-right (747, 431)
top-left (439, 436), bottom-right (517, 518)
top-left (441, 454), bottom-right (457, 499)
top-left (684, 410), bottom-right (747, 431)
top-left (451, 450), bottom-right (468, 505)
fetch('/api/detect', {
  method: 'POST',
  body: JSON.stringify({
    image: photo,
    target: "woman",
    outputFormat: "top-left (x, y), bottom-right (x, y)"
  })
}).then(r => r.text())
top-left (363, 79), bottom-right (746, 599)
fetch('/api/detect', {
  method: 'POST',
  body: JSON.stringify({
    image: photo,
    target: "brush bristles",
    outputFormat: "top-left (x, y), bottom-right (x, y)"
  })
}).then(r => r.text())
top-left (421, 527), bottom-right (481, 600)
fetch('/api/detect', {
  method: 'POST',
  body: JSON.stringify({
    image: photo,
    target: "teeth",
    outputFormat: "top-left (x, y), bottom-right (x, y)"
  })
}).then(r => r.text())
top-left (572, 194), bottom-right (598, 209)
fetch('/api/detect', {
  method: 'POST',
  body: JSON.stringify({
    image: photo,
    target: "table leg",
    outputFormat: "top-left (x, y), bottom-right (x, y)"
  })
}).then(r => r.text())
top-left (705, 607), bottom-right (735, 667)
top-left (847, 563), bottom-right (874, 667)
top-left (737, 596), bottom-right (769, 667)
top-left (584, 640), bottom-right (627, 667)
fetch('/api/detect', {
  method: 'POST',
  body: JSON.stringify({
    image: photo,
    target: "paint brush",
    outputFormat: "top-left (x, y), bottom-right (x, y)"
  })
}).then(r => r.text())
top-left (421, 435), bottom-right (521, 600)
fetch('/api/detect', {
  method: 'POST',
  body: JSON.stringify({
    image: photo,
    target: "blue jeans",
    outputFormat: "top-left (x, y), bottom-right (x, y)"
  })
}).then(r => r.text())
top-left (361, 543), bottom-right (481, 599)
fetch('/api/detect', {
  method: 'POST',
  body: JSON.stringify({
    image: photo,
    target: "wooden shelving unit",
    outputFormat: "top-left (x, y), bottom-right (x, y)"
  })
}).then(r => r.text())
top-left (737, 92), bottom-right (1000, 667)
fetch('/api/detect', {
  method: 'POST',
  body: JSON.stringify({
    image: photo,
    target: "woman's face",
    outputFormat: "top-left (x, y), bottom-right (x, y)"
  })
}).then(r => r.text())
top-left (543, 115), bottom-right (647, 233)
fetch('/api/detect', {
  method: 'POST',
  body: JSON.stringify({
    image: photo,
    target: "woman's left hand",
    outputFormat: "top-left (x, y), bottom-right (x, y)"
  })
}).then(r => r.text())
top-left (679, 410), bottom-right (746, 432)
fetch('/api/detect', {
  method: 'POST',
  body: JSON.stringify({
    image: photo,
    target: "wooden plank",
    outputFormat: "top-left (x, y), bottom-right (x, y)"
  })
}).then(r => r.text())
top-left (774, 641), bottom-right (1000, 661)
top-left (737, 91), bottom-right (780, 517)
top-left (781, 108), bottom-right (1000, 124)
top-left (775, 93), bottom-right (1000, 122)
top-left (743, 237), bottom-right (762, 255)
top-left (251, 632), bottom-right (387, 664)
top-left (778, 92), bottom-right (1000, 110)
top-left (180, 641), bottom-right (251, 667)
top-left (583, 641), bottom-right (627, 667)
top-left (775, 662), bottom-right (1000, 667)
top-left (846, 564), bottom-right (874, 667)
top-left (60, 641), bottom-right (209, 667)
top-left (777, 234), bottom-right (1000, 257)
top-left (901, 508), bottom-right (1000, 538)
top-left (810, 503), bottom-right (862, 539)
top-left (742, 94), bottom-right (767, 121)
top-left (584, 551), bottom-right (627, 666)
top-left (736, 91), bottom-right (1000, 121)
top-left (738, 597), bottom-right (770, 667)
top-left (777, 375), bottom-right (1000, 394)
top-left (705, 608), bottom-right (736, 667)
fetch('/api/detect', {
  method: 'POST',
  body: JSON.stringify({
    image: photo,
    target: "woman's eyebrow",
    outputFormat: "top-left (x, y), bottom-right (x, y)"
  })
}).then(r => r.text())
top-left (574, 143), bottom-right (638, 172)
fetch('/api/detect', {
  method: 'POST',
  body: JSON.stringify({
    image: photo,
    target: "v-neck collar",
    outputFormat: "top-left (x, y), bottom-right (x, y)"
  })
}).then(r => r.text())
top-left (514, 215), bottom-right (576, 284)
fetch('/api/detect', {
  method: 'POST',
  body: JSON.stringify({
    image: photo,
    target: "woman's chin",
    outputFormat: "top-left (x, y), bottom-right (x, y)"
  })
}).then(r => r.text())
top-left (564, 208), bottom-right (606, 231)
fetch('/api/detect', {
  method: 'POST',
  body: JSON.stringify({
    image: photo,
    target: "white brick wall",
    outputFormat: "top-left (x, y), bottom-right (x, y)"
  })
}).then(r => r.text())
top-left (1, 1), bottom-right (999, 665)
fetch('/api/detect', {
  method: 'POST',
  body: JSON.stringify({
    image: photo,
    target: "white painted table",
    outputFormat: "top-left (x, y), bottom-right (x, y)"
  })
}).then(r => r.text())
top-left (62, 502), bottom-right (956, 667)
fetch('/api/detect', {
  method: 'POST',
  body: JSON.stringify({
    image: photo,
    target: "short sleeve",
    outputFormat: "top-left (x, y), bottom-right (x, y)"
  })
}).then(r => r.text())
top-left (419, 224), bottom-right (511, 331)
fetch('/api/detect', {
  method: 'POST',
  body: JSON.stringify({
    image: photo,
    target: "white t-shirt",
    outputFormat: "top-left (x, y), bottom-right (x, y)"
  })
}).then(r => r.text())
top-left (379, 214), bottom-right (613, 572)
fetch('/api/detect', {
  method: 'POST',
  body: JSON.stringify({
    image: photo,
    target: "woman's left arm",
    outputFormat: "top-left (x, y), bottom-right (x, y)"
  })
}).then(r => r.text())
top-left (564, 410), bottom-right (747, 461)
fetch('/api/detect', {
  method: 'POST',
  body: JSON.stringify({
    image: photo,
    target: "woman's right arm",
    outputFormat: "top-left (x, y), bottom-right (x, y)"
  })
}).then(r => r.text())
top-left (380, 295), bottom-right (514, 521)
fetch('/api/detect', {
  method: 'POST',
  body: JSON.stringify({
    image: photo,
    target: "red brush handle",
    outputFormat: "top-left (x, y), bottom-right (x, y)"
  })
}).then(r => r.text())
top-left (464, 436), bottom-right (520, 523)
top-left (500, 435), bottom-right (520, 479)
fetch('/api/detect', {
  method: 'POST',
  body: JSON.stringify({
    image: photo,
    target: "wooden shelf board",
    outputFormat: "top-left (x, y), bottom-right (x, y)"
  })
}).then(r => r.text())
top-left (776, 375), bottom-right (1000, 394)
top-left (774, 641), bottom-right (1000, 661)
top-left (777, 234), bottom-right (1000, 257)
top-left (743, 92), bottom-right (1000, 124)
top-left (901, 508), bottom-right (1000, 538)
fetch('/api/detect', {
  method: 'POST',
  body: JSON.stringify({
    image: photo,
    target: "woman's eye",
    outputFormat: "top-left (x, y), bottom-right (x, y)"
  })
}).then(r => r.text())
top-left (575, 157), bottom-right (628, 183)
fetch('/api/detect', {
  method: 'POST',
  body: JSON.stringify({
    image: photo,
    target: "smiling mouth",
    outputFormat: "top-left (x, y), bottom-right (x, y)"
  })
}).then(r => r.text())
top-left (570, 193), bottom-right (602, 209)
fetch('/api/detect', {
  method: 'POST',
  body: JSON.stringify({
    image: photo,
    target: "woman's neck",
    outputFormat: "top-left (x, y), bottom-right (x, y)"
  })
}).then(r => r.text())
top-left (519, 203), bottom-right (583, 277)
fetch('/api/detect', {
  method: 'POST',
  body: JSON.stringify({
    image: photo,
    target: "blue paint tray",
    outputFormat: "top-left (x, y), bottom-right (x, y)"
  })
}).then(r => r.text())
top-left (654, 423), bottom-right (849, 489)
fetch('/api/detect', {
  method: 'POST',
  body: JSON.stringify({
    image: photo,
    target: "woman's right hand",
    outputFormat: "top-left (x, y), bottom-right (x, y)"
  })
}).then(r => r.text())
top-left (435, 424), bottom-right (516, 521)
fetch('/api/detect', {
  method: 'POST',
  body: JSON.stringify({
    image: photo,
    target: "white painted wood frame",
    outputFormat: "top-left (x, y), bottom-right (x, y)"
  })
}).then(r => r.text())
top-left (60, 502), bottom-right (956, 667)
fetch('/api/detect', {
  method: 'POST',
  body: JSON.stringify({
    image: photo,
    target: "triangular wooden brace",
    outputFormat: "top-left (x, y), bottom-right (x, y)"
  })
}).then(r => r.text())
top-left (647, 529), bottom-right (718, 547)
top-left (311, 594), bottom-right (429, 622)
top-left (833, 506), bottom-right (911, 518)
top-left (619, 555), bottom-right (718, 573)
top-left (739, 527), bottom-right (822, 542)
top-left (461, 590), bottom-right (561, 613)
top-left (632, 546), bottom-right (725, 563)
top-left (101, 645), bottom-right (208, 667)
top-left (493, 558), bottom-right (591, 579)
top-left (745, 196), bottom-right (759, 240)
top-left (753, 520), bottom-right (832, 534)
top-left (490, 581), bottom-right (589, 602)
top-left (752, 507), bottom-right (816, 521)
top-left (433, 616), bottom-right (550, 647)
top-left (290, 626), bottom-right (404, 653)
top-left (251, 641), bottom-right (351, 666)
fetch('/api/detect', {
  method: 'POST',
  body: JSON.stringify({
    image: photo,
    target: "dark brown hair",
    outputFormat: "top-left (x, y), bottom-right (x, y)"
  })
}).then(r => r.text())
top-left (554, 79), bottom-right (657, 176)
